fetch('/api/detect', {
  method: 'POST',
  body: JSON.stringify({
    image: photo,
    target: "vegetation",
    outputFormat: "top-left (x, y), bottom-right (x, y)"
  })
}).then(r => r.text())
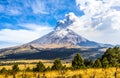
top-left (72, 53), bottom-right (85, 69)
top-left (0, 46), bottom-right (120, 78)
top-left (0, 67), bottom-right (7, 73)
top-left (52, 58), bottom-right (63, 70)
top-left (84, 59), bottom-right (94, 68)
top-left (100, 46), bottom-right (120, 67)
top-left (93, 59), bottom-right (102, 68)
top-left (12, 63), bottom-right (19, 72)
top-left (33, 61), bottom-right (45, 72)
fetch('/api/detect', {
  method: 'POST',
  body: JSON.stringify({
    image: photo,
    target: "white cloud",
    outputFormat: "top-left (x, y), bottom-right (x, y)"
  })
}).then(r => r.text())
top-left (8, 8), bottom-right (21, 15)
top-left (75, 0), bottom-right (120, 31)
top-left (19, 23), bottom-right (53, 32)
top-left (0, 5), bottom-right (4, 13)
top-left (0, 0), bottom-right (48, 16)
top-left (55, 0), bottom-right (120, 44)
top-left (0, 24), bottom-right (53, 48)
top-left (0, 3), bottom-right (22, 16)
top-left (0, 29), bottom-right (39, 43)
top-left (31, 0), bottom-right (48, 14)
top-left (71, 0), bottom-right (120, 44)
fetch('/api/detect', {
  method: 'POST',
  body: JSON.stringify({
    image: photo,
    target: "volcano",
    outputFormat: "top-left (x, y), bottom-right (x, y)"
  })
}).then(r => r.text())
top-left (0, 13), bottom-right (112, 60)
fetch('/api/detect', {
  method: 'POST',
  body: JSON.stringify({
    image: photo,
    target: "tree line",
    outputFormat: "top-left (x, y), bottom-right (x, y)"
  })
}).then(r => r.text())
top-left (0, 46), bottom-right (120, 74)
top-left (72, 46), bottom-right (120, 69)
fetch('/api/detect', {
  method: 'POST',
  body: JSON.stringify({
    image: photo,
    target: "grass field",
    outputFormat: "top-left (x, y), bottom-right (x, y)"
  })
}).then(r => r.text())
top-left (0, 68), bottom-right (120, 78)
top-left (0, 59), bottom-right (71, 70)
top-left (0, 60), bottom-right (120, 78)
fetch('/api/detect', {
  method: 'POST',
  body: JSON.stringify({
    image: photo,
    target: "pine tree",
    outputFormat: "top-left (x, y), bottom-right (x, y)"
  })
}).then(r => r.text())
top-left (101, 57), bottom-right (109, 68)
top-left (84, 59), bottom-right (94, 68)
top-left (45, 66), bottom-right (51, 71)
top-left (0, 67), bottom-right (7, 73)
top-left (52, 58), bottom-right (63, 70)
top-left (93, 59), bottom-right (102, 68)
top-left (12, 63), bottom-right (19, 72)
top-left (72, 53), bottom-right (85, 69)
top-left (33, 61), bottom-right (45, 72)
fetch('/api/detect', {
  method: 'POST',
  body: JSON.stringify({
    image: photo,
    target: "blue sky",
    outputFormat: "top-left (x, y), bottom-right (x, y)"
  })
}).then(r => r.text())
top-left (0, 0), bottom-right (120, 48)
top-left (0, 0), bottom-right (83, 29)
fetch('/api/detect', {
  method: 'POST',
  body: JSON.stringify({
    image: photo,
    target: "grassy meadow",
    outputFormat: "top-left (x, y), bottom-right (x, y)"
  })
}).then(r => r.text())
top-left (0, 59), bottom-right (70, 69)
top-left (0, 60), bottom-right (120, 78)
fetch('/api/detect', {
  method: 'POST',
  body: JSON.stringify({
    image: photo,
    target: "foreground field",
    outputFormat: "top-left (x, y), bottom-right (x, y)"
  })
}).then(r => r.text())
top-left (0, 67), bottom-right (120, 78)
top-left (0, 60), bottom-right (120, 78)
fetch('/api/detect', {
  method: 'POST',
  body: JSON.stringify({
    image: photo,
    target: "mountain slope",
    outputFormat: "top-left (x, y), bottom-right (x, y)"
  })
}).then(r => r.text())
top-left (0, 45), bottom-right (106, 60)
top-left (29, 28), bottom-right (101, 48)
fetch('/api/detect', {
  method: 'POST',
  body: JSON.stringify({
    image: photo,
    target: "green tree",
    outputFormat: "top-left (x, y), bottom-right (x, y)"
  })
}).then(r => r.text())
top-left (0, 67), bottom-right (7, 73)
top-left (12, 63), bottom-right (19, 72)
top-left (93, 59), bottom-right (102, 68)
top-left (84, 59), bottom-right (94, 68)
top-left (72, 53), bottom-right (85, 69)
top-left (52, 58), bottom-right (63, 70)
top-left (101, 46), bottom-right (120, 67)
top-left (33, 61), bottom-right (45, 72)
top-left (11, 63), bottom-right (19, 78)
top-left (45, 66), bottom-right (51, 71)
top-left (26, 67), bottom-right (31, 72)
top-left (101, 57), bottom-right (109, 68)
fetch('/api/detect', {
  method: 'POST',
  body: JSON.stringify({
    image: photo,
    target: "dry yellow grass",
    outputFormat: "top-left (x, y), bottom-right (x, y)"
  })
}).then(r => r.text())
top-left (0, 60), bottom-right (120, 78)
top-left (0, 59), bottom-right (53, 64)
top-left (0, 67), bottom-right (120, 78)
top-left (0, 59), bottom-right (71, 70)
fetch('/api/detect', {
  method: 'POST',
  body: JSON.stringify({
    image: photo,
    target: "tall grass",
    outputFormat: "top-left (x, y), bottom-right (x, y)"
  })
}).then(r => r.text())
top-left (0, 67), bottom-right (120, 78)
